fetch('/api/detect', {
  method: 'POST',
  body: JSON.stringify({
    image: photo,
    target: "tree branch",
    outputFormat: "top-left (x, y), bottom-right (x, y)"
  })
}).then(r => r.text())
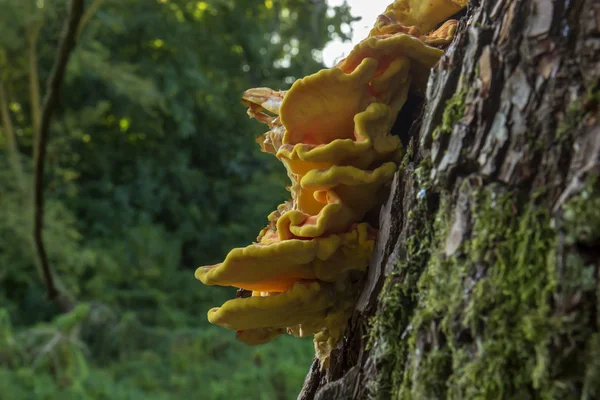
top-left (33, 0), bottom-right (85, 307)
top-left (76, 0), bottom-right (104, 40)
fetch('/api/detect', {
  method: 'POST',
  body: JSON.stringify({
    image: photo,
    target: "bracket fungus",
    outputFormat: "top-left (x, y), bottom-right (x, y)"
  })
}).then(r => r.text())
top-left (195, 0), bottom-right (467, 368)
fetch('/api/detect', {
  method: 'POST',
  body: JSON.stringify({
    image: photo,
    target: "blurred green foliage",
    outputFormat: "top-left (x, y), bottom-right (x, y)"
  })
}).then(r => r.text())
top-left (0, 0), bottom-right (356, 397)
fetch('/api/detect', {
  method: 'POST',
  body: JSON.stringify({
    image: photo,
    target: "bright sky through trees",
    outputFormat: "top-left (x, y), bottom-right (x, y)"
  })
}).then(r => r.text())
top-left (323, 0), bottom-right (391, 66)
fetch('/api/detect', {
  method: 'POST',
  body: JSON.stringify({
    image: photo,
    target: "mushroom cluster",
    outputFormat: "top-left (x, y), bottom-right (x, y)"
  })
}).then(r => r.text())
top-left (196, 0), bottom-right (466, 367)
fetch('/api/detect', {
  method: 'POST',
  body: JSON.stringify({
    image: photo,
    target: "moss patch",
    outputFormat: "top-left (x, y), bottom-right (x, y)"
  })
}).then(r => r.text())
top-left (557, 82), bottom-right (600, 140)
top-left (561, 176), bottom-right (600, 246)
top-left (424, 188), bottom-right (559, 399)
top-left (431, 85), bottom-right (468, 141)
top-left (560, 176), bottom-right (600, 400)
top-left (367, 157), bottom-right (443, 399)
top-left (368, 171), bottom-right (600, 399)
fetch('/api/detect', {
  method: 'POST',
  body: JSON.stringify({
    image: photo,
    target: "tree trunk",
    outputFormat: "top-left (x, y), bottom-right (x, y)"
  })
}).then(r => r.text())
top-left (298, 0), bottom-right (600, 398)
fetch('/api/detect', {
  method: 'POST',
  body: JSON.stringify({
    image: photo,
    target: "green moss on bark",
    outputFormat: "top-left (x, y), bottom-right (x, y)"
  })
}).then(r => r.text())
top-left (368, 173), bottom-right (600, 399)
top-left (420, 188), bottom-right (557, 399)
top-left (562, 176), bottom-right (600, 245)
top-left (557, 82), bottom-right (600, 140)
top-left (560, 176), bottom-right (600, 400)
top-left (367, 157), bottom-right (443, 399)
top-left (431, 85), bottom-right (468, 141)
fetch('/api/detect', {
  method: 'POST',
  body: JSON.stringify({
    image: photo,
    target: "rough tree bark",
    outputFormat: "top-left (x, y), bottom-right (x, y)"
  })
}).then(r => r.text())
top-left (299, 0), bottom-right (600, 398)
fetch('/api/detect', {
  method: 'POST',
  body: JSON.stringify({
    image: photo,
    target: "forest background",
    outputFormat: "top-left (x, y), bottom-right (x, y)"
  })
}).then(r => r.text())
top-left (0, 0), bottom-right (357, 398)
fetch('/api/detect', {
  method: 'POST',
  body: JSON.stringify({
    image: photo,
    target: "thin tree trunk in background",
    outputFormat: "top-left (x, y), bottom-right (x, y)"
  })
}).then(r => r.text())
top-left (299, 0), bottom-right (600, 398)
top-left (33, 0), bottom-right (85, 311)
top-left (76, 0), bottom-right (104, 39)
top-left (0, 79), bottom-right (25, 190)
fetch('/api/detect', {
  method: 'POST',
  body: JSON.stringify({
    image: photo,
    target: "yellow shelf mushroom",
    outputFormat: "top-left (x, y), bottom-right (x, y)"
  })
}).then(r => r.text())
top-left (280, 57), bottom-right (379, 146)
top-left (195, 223), bottom-right (374, 292)
top-left (207, 281), bottom-right (334, 331)
top-left (275, 195), bottom-right (360, 240)
top-left (376, 0), bottom-right (467, 34)
top-left (276, 103), bottom-right (401, 172)
top-left (274, 161), bottom-right (398, 238)
top-left (195, 0), bottom-right (467, 369)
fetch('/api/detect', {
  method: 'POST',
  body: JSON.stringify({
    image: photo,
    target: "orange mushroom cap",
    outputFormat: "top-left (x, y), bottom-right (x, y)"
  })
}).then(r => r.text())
top-left (276, 183), bottom-right (388, 240)
top-left (276, 103), bottom-right (402, 172)
top-left (236, 328), bottom-right (285, 346)
top-left (195, 223), bottom-right (374, 292)
top-left (280, 58), bottom-right (379, 146)
top-left (279, 159), bottom-right (398, 227)
top-left (376, 0), bottom-right (466, 34)
top-left (207, 281), bottom-right (335, 331)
